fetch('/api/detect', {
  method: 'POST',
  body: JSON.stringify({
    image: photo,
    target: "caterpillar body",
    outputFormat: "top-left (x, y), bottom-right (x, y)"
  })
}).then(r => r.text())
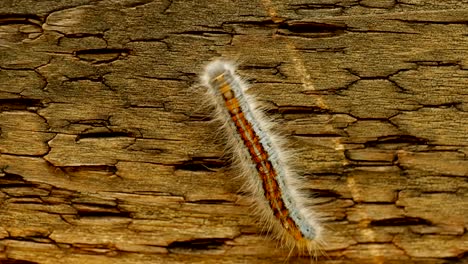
top-left (201, 60), bottom-right (322, 254)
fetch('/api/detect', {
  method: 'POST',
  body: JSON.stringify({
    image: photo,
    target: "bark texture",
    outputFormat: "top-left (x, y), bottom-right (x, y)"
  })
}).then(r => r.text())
top-left (0, 1), bottom-right (467, 263)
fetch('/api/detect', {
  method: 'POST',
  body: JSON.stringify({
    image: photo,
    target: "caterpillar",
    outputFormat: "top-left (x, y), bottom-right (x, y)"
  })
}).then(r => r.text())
top-left (200, 59), bottom-right (323, 255)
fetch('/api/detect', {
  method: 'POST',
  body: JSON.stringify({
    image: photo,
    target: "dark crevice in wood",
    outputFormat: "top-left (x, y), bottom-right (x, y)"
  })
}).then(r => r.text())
top-left (135, 147), bottom-right (164, 154)
top-left (0, 152), bottom-right (47, 158)
top-left (167, 238), bottom-right (229, 252)
top-left (408, 60), bottom-right (461, 67)
top-left (0, 182), bottom-right (36, 189)
top-left (295, 47), bottom-right (347, 53)
top-left (177, 30), bottom-right (230, 36)
top-left (63, 75), bottom-right (106, 83)
top-left (370, 217), bottom-right (432, 226)
top-left (0, 259), bottom-right (39, 264)
top-left (7, 236), bottom-right (51, 242)
top-left (76, 211), bottom-right (131, 218)
top-left (73, 49), bottom-right (132, 64)
top-left (60, 165), bottom-right (117, 174)
top-left (391, 18), bottom-right (468, 25)
top-left (306, 173), bottom-right (343, 177)
top-left (0, 98), bottom-right (43, 111)
top-left (188, 199), bottom-right (233, 205)
top-left (9, 200), bottom-right (44, 204)
top-left (174, 157), bottom-right (226, 172)
top-left (235, 190), bottom-right (250, 196)
top-left (366, 135), bottom-right (428, 147)
top-left (121, 0), bottom-right (154, 8)
top-left (73, 202), bottom-right (131, 218)
top-left (241, 64), bottom-right (281, 70)
top-left (62, 33), bottom-right (105, 39)
top-left (76, 132), bottom-right (136, 141)
top-left (281, 21), bottom-right (347, 33)
top-left (0, 14), bottom-right (43, 25)
top-left (444, 251), bottom-right (468, 262)
top-left (74, 48), bottom-right (131, 56)
top-left (267, 106), bottom-right (328, 115)
top-left (346, 28), bottom-right (418, 35)
top-left (351, 117), bottom-right (395, 122)
top-left (0, 173), bottom-right (37, 188)
top-left (277, 21), bottom-right (347, 37)
top-left (308, 189), bottom-right (342, 198)
top-left (289, 4), bottom-right (344, 10)
top-left (72, 201), bottom-right (116, 208)
top-left (223, 20), bottom-right (278, 28)
top-left (0, 172), bottom-right (24, 181)
top-left (242, 63), bottom-right (287, 78)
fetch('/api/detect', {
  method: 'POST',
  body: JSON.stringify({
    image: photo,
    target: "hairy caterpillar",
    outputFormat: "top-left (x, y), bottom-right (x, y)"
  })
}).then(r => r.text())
top-left (200, 59), bottom-right (322, 255)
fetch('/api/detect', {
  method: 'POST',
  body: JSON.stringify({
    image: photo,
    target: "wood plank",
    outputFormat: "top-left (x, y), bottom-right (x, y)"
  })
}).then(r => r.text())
top-left (1, 1), bottom-right (467, 263)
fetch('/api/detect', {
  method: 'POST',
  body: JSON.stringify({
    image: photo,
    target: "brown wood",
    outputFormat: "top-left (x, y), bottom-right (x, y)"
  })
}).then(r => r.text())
top-left (1, 1), bottom-right (467, 263)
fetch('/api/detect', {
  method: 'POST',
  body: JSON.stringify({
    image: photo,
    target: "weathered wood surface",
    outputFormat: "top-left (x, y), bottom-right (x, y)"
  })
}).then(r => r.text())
top-left (1, 1), bottom-right (467, 263)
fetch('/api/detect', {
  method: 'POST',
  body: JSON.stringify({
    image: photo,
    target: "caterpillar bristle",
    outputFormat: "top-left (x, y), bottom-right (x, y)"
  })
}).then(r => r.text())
top-left (200, 58), bottom-right (324, 258)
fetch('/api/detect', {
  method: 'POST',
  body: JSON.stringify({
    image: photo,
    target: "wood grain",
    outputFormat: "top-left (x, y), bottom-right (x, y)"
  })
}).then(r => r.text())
top-left (0, 1), bottom-right (467, 263)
